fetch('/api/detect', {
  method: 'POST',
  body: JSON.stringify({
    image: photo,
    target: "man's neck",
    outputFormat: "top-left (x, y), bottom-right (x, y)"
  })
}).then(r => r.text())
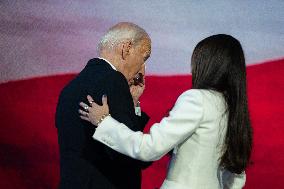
top-left (98, 57), bottom-right (117, 71)
top-left (98, 54), bottom-right (130, 82)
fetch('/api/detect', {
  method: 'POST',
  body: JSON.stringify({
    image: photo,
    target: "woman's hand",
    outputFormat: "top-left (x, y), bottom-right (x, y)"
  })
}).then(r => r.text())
top-left (79, 95), bottom-right (109, 126)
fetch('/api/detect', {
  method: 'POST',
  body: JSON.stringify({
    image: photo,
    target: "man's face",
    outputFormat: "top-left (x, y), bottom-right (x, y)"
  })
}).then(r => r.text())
top-left (125, 38), bottom-right (151, 81)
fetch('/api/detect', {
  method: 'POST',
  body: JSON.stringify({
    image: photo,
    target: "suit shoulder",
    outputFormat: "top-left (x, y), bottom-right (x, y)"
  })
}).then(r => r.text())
top-left (105, 71), bottom-right (128, 87)
top-left (173, 90), bottom-right (205, 115)
top-left (182, 89), bottom-right (203, 95)
top-left (178, 89), bottom-right (203, 101)
top-left (179, 89), bottom-right (222, 101)
top-left (106, 70), bottom-right (126, 80)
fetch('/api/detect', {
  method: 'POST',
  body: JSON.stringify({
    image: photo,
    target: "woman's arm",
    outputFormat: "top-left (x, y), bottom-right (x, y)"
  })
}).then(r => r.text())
top-left (92, 89), bottom-right (204, 161)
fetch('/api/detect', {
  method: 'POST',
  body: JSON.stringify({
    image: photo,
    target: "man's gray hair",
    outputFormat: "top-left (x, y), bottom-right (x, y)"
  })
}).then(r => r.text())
top-left (98, 22), bottom-right (149, 53)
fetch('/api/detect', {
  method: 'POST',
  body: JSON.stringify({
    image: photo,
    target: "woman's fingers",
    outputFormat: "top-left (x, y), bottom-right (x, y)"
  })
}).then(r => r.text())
top-left (87, 95), bottom-right (94, 106)
top-left (87, 100), bottom-right (101, 110)
top-left (79, 102), bottom-right (89, 111)
top-left (78, 109), bottom-right (88, 116)
top-left (102, 94), bottom-right (108, 106)
top-left (80, 115), bottom-right (90, 122)
top-left (78, 95), bottom-right (109, 126)
top-left (101, 95), bottom-right (109, 115)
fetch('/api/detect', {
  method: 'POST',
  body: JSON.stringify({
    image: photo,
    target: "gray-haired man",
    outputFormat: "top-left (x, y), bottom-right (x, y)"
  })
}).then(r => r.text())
top-left (56, 22), bottom-right (152, 189)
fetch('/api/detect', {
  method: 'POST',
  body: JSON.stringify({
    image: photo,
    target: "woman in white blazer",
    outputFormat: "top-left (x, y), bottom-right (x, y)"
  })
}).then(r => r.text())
top-left (79, 34), bottom-right (253, 189)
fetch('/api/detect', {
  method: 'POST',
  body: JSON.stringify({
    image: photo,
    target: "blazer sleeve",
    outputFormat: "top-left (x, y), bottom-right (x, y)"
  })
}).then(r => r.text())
top-left (93, 89), bottom-right (204, 161)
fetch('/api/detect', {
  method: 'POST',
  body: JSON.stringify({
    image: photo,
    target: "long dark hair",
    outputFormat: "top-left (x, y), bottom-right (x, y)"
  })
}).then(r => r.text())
top-left (191, 34), bottom-right (252, 174)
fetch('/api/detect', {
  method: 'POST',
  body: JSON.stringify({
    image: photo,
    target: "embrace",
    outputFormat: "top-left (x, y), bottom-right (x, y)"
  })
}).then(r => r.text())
top-left (56, 22), bottom-right (252, 189)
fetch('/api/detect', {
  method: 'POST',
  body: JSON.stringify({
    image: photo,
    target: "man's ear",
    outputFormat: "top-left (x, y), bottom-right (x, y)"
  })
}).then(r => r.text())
top-left (121, 41), bottom-right (132, 60)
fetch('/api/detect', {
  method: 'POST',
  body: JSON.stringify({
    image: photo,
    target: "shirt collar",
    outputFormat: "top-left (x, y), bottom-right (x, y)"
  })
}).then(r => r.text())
top-left (98, 57), bottom-right (117, 71)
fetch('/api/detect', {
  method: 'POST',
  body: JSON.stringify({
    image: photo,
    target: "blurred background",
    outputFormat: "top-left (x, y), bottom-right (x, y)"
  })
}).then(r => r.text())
top-left (1, 0), bottom-right (284, 188)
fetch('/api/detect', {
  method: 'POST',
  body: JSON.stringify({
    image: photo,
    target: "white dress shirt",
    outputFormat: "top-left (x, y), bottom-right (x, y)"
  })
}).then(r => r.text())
top-left (93, 89), bottom-right (246, 189)
top-left (98, 57), bottom-right (117, 70)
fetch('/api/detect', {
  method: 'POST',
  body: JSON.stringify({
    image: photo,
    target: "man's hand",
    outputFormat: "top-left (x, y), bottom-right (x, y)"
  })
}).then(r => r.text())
top-left (130, 64), bottom-right (146, 106)
top-left (130, 84), bottom-right (145, 106)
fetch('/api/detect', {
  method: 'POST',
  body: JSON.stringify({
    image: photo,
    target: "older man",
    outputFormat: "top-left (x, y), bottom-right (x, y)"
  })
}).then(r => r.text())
top-left (56, 22), bottom-right (151, 189)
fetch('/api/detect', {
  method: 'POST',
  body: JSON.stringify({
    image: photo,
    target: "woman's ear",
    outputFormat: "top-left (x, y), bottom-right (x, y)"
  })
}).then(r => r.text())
top-left (121, 41), bottom-right (132, 60)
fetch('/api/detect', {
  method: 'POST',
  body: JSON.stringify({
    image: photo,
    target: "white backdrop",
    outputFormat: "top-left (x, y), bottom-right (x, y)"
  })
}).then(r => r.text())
top-left (1, 0), bottom-right (284, 83)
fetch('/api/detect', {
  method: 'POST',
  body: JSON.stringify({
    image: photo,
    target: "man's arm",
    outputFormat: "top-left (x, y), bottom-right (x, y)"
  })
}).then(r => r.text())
top-left (56, 92), bottom-right (115, 188)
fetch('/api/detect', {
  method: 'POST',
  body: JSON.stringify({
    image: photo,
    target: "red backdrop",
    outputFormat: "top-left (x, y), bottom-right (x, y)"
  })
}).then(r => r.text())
top-left (0, 59), bottom-right (284, 188)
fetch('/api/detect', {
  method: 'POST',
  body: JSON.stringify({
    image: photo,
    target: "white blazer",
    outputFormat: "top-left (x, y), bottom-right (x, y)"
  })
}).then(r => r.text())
top-left (93, 89), bottom-right (246, 189)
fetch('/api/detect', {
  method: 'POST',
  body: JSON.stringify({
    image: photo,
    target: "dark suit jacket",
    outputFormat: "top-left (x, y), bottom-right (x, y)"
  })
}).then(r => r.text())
top-left (56, 58), bottom-right (151, 189)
